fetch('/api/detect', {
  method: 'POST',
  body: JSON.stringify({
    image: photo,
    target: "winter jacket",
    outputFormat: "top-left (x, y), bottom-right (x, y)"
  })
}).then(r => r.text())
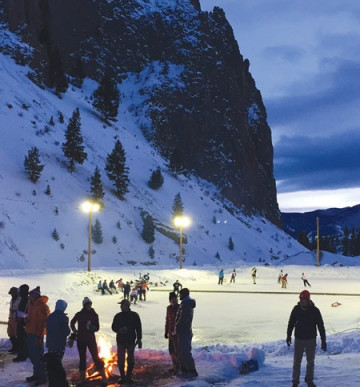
top-left (175, 296), bottom-right (196, 334)
top-left (46, 309), bottom-right (71, 351)
top-left (9, 295), bottom-right (21, 319)
top-left (112, 310), bottom-right (142, 345)
top-left (287, 300), bottom-right (326, 341)
top-left (25, 296), bottom-right (50, 337)
top-left (218, 270), bottom-right (224, 279)
top-left (165, 303), bottom-right (179, 337)
top-left (70, 307), bottom-right (100, 342)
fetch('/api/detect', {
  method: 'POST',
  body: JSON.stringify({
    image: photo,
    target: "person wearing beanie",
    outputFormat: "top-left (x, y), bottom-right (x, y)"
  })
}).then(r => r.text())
top-left (45, 299), bottom-right (70, 387)
top-left (13, 284), bottom-right (29, 362)
top-left (165, 292), bottom-right (180, 374)
top-left (112, 299), bottom-right (142, 384)
top-left (25, 288), bottom-right (50, 385)
top-left (175, 288), bottom-right (198, 377)
top-left (7, 287), bottom-right (20, 353)
top-left (286, 290), bottom-right (327, 387)
top-left (70, 298), bottom-right (106, 386)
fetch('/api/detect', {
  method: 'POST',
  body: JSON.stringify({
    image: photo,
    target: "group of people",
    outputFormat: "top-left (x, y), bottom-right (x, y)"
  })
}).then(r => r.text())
top-left (278, 270), bottom-right (312, 289)
top-left (97, 279), bottom-right (119, 295)
top-left (217, 268), bottom-right (255, 284)
top-left (7, 281), bottom-right (197, 386)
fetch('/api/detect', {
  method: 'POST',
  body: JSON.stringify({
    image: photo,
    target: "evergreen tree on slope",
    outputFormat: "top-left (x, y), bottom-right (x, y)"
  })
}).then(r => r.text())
top-left (24, 146), bottom-right (44, 183)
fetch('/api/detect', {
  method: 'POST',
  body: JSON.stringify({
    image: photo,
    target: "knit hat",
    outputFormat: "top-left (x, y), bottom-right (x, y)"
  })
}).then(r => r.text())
top-left (8, 287), bottom-right (18, 295)
top-left (29, 288), bottom-right (41, 298)
top-left (299, 290), bottom-right (310, 300)
top-left (82, 297), bottom-right (92, 307)
top-left (179, 288), bottom-right (189, 299)
top-left (118, 299), bottom-right (130, 307)
top-left (169, 292), bottom-right (177, 301)
top-left (19, 284), bottom-right (29, 296)
top-left (55, 299), bottom-right (68, 312)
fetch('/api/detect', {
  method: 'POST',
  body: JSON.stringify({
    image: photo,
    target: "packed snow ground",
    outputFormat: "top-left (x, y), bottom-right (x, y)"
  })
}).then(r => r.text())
top-left (1, 265), bottom-right (360, 386)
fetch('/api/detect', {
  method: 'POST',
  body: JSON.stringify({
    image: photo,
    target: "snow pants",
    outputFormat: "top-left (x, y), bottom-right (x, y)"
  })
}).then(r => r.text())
top-left (292, 337), bottom-right (316, 385)
top-left (177, 331), bottom-right (196, 372)
top-left (27, 333), bottom-right (47, 381)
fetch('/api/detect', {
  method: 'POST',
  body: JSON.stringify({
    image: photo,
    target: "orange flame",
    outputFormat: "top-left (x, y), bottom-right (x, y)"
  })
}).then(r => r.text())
top-left (86, 337), bottom-right (117, 380)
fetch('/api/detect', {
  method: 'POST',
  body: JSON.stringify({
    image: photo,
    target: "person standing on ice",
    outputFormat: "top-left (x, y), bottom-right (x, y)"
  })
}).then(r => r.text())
top-left (278, 269), bottom-right (283, 284)
top-left (251, 267), bottom-right (257, 284)
top-left (281, 273), bottom-right (288, 289)
top-left (301, 273), bottom-right (311, 287)
top-left (45, 299), bottom-right (70, 387)
top-left (24, 288), bottom-right (50, 386)
top-left (13, 284), bottom-right (29, 362)
top-left (112, 299), bottom-right (142, 384)
top-left (230, 269), bottom-right (236, 283)
top-left (70, 297), bottom-right (107, 386)
top-left (218, 269), bottom-right (224, 285)
top-left (175, 288), bottom-right (198, 377)
top-left (165, 292), bottom-right (180, 374)
top-left (7, 286), bottom-right (20, 354)
top-left (173, 280), bottom-right (182, 296)
top-left (286, 290), bottom-right (326, 387)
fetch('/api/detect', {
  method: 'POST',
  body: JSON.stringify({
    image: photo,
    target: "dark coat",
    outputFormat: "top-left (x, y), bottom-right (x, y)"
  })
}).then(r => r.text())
top-left (175, 296), bottom-right (196, 334)
top-left (287, 300), bottom-right (326, 341)
top-left (70, 307), bottom-right (99, 342)
top-left (111, 310), bottom-right (142, 345)
top-left (46, 310), bottom-right (71, 351)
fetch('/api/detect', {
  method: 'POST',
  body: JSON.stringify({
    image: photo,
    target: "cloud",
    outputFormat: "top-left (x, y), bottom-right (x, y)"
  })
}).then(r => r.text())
top-left (275, 131), bottom-right (360, 193)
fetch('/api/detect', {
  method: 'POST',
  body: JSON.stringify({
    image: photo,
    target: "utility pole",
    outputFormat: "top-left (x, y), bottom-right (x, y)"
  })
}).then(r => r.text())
top-left (316, 217), bottom-right (320, 266)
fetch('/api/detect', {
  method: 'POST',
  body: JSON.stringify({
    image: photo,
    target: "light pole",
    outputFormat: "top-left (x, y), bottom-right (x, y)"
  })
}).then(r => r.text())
top-left (81, 200), bottom-right (100, 272)
top-left (173, 215), bottom-right (191, 269)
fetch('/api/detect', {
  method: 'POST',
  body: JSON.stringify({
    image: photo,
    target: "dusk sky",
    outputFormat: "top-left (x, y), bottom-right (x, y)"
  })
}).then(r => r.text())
top-left (201, 0), bottom-right (360, 212)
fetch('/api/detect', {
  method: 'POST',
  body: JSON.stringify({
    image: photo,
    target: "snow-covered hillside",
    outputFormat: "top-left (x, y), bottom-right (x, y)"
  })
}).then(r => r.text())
top-left (0, 51), bottom-right (347, 270)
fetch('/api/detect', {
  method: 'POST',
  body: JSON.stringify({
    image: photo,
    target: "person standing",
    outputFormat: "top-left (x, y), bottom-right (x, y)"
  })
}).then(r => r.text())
top-left (70, 297), bottom-right (107, 386)
top-left (251, 267), bottom-right (257, 284)
top-left (286, 290), bottom-right (326, 387)
top-left (112, 299), bottom-right (142, 384)
top-left (175, 288), bottom-right (198, 377)
top-left (13, 284), bottom-right (29, 362)
top-left (218, 269), bottom-right (224, 285)
top-left (7, 287), bottom-right (21, 353)
top-left (281, 273), bottom-right (288, 289)
top-left (278, 269), bottom-right (283, 284)
top-left (25, 288), bottom-right (50, 386)
top-left (165, 292), bottom-right (180, 374)
top-left (173, 280), bottom-right (182, 296)
top-left (45, 299), bottom-right (71, 387)
top-left (123, 282), bottom-right (131, 300)
top-left (301, 273), bottom-right (311, 287)
top-left (229, 269), bottom-right (236, 284)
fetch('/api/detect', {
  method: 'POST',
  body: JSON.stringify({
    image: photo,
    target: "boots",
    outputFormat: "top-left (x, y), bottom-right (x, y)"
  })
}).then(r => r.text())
top-left (118, 367), bottom-right (126, 384)
top-left (126, 364), bottom-right (134, 384)
top-left (8, 337), bottom-right (17, 353)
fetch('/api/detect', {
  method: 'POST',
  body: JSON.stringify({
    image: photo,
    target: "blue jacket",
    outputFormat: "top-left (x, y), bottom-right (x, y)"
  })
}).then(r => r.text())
top-left (46, 309), bottom-right (71, 351)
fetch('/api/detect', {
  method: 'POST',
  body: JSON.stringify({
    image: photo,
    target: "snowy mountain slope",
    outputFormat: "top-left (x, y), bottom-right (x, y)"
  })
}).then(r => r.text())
top-left (0, 51), bottom-right (345, 270)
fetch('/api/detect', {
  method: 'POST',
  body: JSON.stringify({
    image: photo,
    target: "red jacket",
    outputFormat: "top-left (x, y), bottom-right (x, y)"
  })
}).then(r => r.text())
top-left (25, 296), bottom-right (50, 337)
top-left (165, 303), bottom-right (179, 337)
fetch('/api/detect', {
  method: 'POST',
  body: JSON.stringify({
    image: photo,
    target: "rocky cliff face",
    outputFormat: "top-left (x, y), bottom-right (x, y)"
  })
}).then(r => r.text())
top-left (0, 0), bottom-right (281, 226)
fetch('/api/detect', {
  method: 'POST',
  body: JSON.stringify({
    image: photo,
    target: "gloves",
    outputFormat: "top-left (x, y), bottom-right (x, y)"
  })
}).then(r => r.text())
top-left (164, 333), bottom-right (168, 339)
top-left (286, 336), bottom-right (291, 347)
top-left (136, 339), bottom-right (142, 349)
top-left (321, 341), bottom-right (327, 352)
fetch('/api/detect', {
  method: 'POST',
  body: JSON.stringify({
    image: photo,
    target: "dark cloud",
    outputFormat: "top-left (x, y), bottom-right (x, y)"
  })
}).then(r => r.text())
top-left (275, 131), bottom-right (360, 192)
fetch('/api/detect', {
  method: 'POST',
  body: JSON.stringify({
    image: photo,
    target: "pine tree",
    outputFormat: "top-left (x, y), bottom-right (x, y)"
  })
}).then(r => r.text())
top-left (47, 46), bottom-right (68, 93)
top-left (148, 245), bottom-right (155, 259)
top-left (105, 140), bottom-right (130, 199)
top-left (228, 236), bottom-right (234, 251)
top-left (142, 215), bottom-right (155, 243)
top-left (92, 218), bottom-right (103, 244)
top-left (90, 166), bottom-right (105, 206)
top-left (45, 184), bottom-right (51, 195)
top-left (92, 71), bottom-right (120, 122)
top-left (72, 57), bottom-right (85, 88)
top-left (148, 167), bottom-right (164, 189)
top-left (215, 251), bottom-right (221, 260)
top-left (212, 215), bottom-right (217, 224)
top-left (62, 108), bottom-right (87, 172)
top-left (24, 146), bottom-right (44, 183)
top-left (52, 228), bottom-right (60, 241)
top-left (171, 192), bottom-right (184, 218)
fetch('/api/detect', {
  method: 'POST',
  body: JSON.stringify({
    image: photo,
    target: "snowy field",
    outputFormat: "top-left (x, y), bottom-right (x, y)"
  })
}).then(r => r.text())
top-left (1, 264), bottom-right (360, 386)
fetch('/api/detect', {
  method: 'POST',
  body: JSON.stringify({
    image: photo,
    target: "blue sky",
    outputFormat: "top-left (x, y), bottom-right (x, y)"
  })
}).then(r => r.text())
top-left (200, 0), bottom-right (360, 212)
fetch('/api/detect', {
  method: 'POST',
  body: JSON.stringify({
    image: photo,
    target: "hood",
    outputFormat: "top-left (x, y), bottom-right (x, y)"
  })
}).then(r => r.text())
top-left (182, 296), bottom-right (196, 309)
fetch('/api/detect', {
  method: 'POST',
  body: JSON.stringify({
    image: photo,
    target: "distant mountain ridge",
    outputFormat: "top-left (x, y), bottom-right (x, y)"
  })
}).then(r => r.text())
top-left (282, 204), bottom-right (360, 238)
top-left (0, 0), bottom-right (280, 225)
